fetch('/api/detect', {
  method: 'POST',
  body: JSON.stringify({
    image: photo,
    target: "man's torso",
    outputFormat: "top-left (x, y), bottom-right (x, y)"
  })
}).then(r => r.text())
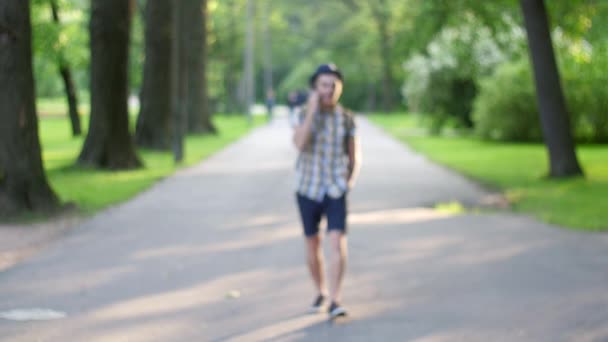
top-left (295, 109), bottom-right (355, 202)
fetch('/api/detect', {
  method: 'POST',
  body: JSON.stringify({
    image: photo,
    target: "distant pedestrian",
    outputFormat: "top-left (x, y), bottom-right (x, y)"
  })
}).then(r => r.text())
top-left (265, 88), bottom-right (275, 122)
top-left (288, 90), bottom-right (298, 114)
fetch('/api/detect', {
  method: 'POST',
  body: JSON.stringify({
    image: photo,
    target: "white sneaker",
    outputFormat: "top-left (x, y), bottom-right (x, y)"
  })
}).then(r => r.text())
top-left (328, 302), bottom-right (347, 319)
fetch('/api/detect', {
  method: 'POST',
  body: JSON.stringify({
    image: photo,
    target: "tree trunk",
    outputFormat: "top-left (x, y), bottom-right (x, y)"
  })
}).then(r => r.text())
top-left (223, 66), bottom-right (238, 113)
top-left (366, 82), bottom-right (378, 112)
top-left (50, 0), bottom-right (81, 137)
top-left (0, 0), bottom-right (60, 217)
top-left (379, 22), bottom-right (396, 112)
top-left (172, 0), bottom-right (186, 163)
top-left (223, 0), bottom-right (240, 114)
top-left (370, 0), bottom-right (395, 112)
top-left (78, 0), bottom-right (142, 169)
top-left (135, 0), bottom-right (173, 150)
top-left (262, 1), bottom-right (273, 94)
top-left (199, 0), bottom-right (216, 133)
top-left (59, 67), bottom-right (82, 136)
top-left (183, 0), bottom-right (216, 134)
top-left (243, 0), bottom-right (255, 121)
top-left (520, 0), bottom-right (583, 178)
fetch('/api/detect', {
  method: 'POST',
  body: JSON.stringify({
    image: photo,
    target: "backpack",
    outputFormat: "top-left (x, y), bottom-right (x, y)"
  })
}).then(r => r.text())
top-left (342, 108), bottom-right (355, 156)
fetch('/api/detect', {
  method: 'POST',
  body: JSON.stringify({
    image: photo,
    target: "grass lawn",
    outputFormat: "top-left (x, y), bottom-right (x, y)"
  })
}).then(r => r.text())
top-left (37, 96), bottom-right (90, 117)
top-left (39, 111), bottom-right (263, 214)
top-left (369, 113), bottom-right (608, 232)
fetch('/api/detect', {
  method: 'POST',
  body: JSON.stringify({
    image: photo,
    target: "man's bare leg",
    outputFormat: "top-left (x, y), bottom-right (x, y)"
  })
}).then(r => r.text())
top-left (328, 230), bottom-right (347, 305)
top-left (306, 234), bottom-right (327, 297)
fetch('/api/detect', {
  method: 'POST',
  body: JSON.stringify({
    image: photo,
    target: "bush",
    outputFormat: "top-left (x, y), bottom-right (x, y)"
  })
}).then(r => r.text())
top-left (402, 16), bottom-right (506, 134)
top-left (568, 79), bottom-right (608, 143)
top-left (473, 47), bottom-right (608, 143)
top-left (472, 59), bottom-right (543, 142)
top-left (563, 43), bottom-right (608, 143)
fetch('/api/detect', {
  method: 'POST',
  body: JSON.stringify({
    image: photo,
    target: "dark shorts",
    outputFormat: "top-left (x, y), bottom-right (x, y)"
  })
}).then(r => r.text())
top-left (296, 193), bottom-right (348, 237)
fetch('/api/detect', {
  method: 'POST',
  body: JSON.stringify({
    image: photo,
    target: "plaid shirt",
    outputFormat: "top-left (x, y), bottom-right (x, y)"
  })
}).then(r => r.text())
top-left (295, 109), bottom-right (356, 202)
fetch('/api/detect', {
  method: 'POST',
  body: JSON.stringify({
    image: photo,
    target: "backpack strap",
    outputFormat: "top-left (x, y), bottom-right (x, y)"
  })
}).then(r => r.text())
top-left (341, 108), bottom-right (355, 156)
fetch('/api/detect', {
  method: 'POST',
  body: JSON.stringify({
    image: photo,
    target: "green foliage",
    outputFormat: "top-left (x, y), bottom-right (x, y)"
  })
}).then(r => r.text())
top-left (399, 0), bottom-right (608, 139)
top-left (31, 0), bottom-right (89, 98)
top-left (562, 43), bottom-right (608, 143)
top-left (206, 0), bottom-right (416, 111)
top-left (402, 14), bottom-right (508, 133)
top-left (370, 113), bottom-right (608, 231)
top-left (31, 0), bottom-right (144, 98)
top-left (473, 41), bottom-right (608, 143)
top-left (472, 59), bottom-right (542, 142)
top-left (26, 0), bottom-right (608, 123)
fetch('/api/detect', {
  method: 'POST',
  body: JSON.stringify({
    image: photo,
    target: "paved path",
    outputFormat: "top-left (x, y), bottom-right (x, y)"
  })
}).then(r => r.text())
top-left (0, 117), bottom-right (607, 342)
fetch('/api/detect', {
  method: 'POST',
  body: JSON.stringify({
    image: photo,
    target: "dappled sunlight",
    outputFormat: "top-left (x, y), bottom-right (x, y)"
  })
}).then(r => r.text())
top-left (357, 220), bottom-right (554, 269)
top-left (177, 160), bottom-right (293, 177)
top-left (16, 316), bottom-right (194, 342)
top-left (2, 265), bottom-right (318, 341)
top-left (133, 223), bottom-right (300, 261)
top-left (223, 314), bottom-right (326, 342)
top-left (92, 269), bottom-right (270, 322)
top-left (223, 299), bottom-right (404, 342)
top-left (398, 235), bottom-right (464, 252)
top-left (85, 320), bottom-right (192, 342)
top-left (223, 213), bottom-right (292, 231)
top-left (202, 226), bottom-right (298, 253)
top-left (447, 240), bottom-right (551, 266)
top-left (10, 265), bottom-right (134, 298)
top-left (411, 329), bottom-right (523, 342)
top-left (132, 244), bottom-right (209, 260)
top-left (363, 235), bottom-right (466, 266)
top-left (248, 214), bottom-right (288, 226)
top-left (410, 289), bottom-right (608, 341)
top-left (394, 235), bottom-right (465, 263)
top-left (350, 207), bottom-right (456, 226)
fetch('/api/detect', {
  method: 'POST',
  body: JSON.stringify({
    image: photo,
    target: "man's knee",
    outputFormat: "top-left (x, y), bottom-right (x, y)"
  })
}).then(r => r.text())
top-left (328, 231), bottom-right (347, 256)
top-left (306, 234), bottom-right (322, 254)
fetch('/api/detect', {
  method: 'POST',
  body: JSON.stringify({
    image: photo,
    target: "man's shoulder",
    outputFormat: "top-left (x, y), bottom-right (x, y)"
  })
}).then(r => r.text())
top-left (338, 104), bottom-right (354, 117)
top-left (339, 106), bottom-right (356, 126)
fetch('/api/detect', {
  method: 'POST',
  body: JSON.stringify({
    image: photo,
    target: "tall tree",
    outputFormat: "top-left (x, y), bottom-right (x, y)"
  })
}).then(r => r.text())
top-left (135, 0), bottom-right (173, 150)
top-left (50, 0), bottom-right (81, 137)
top-left (243, 0), bottom-right (255, 120)
top-left (369, 0), bottom-right (396, 111)
top-left (262, 0), bottom-right (273, 94)
top-left (222, 0), bottom-right (241, 113)
top-left (183, 0), bottom-right (216, 134)
top-left (0, 0), bottom-right (60, 216)
top-left (172, 0), bottom-right (186, 162)
top-left (78, 0), bottom-right (142, 169)
top-left (520, 0), bottom-right (583, 177)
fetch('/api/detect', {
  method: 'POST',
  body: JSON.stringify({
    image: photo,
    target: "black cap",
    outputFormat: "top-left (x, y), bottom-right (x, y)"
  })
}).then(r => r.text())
top-left (309, 63), bottom-right (343, 87)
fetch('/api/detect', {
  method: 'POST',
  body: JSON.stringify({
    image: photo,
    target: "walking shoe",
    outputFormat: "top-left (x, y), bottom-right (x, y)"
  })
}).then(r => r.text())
top-left (309, 294), bottom-right (327, 314)
top-left (328, 301), bottom-right (347, 319)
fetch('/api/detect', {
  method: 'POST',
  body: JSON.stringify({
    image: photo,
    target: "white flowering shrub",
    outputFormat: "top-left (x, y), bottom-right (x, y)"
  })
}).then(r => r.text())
top-left (402, 15), bottom-right (508, 133)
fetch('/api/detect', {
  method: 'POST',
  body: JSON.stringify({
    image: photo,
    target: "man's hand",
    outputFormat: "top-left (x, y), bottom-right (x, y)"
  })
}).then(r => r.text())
top-left (306, 90), bottom-right (319, 116)
top-left (293, 90), bottom-right (319, 151)
top-left (346, 136), bottom-right (360, 189)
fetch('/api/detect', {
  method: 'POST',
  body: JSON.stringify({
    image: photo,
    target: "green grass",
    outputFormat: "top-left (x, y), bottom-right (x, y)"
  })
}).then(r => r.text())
top-left (37, 97), bottom-right (90, 117)
top-left (369, 113), bottom-right (608, 231)
top-left (40, 113), bottom-right (263, 213)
